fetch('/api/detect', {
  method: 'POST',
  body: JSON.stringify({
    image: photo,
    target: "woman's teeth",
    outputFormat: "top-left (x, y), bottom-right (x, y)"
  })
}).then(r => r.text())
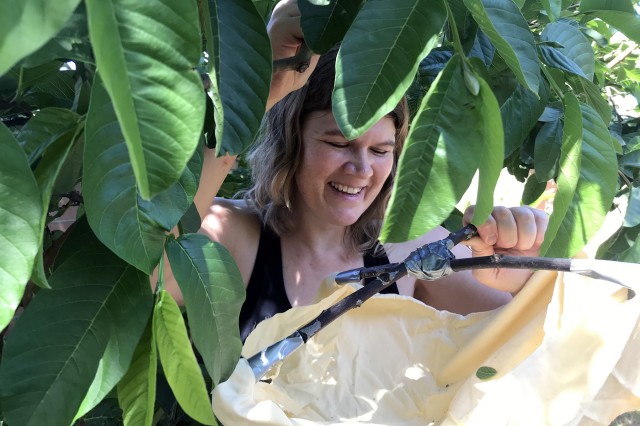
top-left (331, 182), bottom-right (362, 194)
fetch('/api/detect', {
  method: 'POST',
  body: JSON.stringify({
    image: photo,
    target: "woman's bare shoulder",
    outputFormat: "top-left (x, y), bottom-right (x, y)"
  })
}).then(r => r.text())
top-left (200, 198), bottom-right (261, 285)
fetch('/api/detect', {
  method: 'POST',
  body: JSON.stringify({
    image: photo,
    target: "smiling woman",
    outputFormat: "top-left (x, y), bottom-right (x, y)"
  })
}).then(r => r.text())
top-left (160, 0), bottom-right (548, 343)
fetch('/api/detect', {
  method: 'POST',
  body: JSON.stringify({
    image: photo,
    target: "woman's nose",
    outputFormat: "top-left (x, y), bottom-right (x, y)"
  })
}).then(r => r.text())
top-left (345, 150), bottom-right (373, 177)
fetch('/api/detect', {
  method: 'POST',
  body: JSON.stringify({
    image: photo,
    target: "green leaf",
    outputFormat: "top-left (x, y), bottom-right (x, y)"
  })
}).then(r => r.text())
top-left (540, 21), bottom-right (595, 79)
top-left (0, 220), bottom-right (150, 426)
top-left (463, 0), bottom-right (540, 94)
top-left (75, 260), bottom-right (153, 419)
top-left (476, 366), bottom-right (498, 380)
top-left (333, 0), bottom-right (447, 140)
top-left (208, 0), bottom-right (272, 156)
top-left (472, 75), bottom-right (504, 225)
top-left (299, 0), bottom-right (365, 54)
top-left (167, 235), bottom-right (245, 385)
top-left (16, 107), bottom-right (80, 164)
top-left (624, 186), bottom-right (640, 227)
top-left (31, 125), bottom-right (81, 288)
top-left (540, 0), bottom-right (561, 21)
top-left (501, 82), bottom-right (547, 157)
top-left (20, 4), bottom-right (93, 68)
top-left (381, 55), bottom-right (483, 242)
top-left (153, 290), bottom-right (218, 425)
top-left (580, 4), bottom-right (640, 45)
top-left (84, 76), bottom-right (201, 274)
top-left (85, 0), bottom-right (204, 200)
top-left (522, 173), bottom-right (548, 205)
top-left (541, 99), bottom-right (618, 257)
top-left (534, 118), bottom-right (563, 181)
top-left (117, 319), bottom-right (157, 426)
top-left (540, 93), bottom-right (581, 257)
top-left (0, 123), bottom-right (42, 332)
top-left (566, 74), bottom-right (612, 127)
top-left (0, 0), bottom-right (82, 75)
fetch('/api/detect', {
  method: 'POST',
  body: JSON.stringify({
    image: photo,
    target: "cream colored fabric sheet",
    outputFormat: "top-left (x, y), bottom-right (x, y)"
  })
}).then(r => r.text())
top-left (212, 270), bottom-right (640, 425)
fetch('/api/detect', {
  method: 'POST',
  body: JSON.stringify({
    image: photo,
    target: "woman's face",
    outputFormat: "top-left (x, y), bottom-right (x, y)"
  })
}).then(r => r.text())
top-left (293, 110), bottom-right (396, 228)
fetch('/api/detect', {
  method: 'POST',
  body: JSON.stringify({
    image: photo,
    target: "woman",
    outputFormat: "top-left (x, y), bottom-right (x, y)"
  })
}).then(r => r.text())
top-left (164, 0), bottom-right (548, 341)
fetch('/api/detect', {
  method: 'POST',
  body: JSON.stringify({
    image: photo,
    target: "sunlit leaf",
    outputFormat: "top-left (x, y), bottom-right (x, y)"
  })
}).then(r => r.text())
top-left (541, 99), bottom-right (618, 257)
top-left (381, 55), bottom-right (483, 242)
top-left (0, 220), bottom-right (150, 426)
top-left (540, 93), bottom-right (582, 257)
top-left (208, 0), bottom-right (272, 156)
top-left (0, 0), bottom-right (82, 75)
top-left (153, 290), bottom-right (218, 425)
top-left (85, 0), bottom-right (204, 199)
top-left (333, 0), bottom-right (447, 139)
top-left (541, 21), bottom-right (594, 79)
top-left (84, 76), bottom-right (202, 274)
top-left (463, 0), bottom-right (540, 94)
top-left (299, 0), bottom-right (365, 54)
top-left (567, 74), bottom-right (611, 126)
top-left (472, 75), bottom-right (504, 225)
top-left (167, 235), bottom-right (245, 385)
top-left (117, 319), bottom-right (157, 426)
top-left (0, 123), bottom-right (42, 332)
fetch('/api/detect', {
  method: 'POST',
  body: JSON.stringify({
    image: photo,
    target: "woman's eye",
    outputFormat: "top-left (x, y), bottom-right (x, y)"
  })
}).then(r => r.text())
top-left (372, 148), bottom-right (391, 156)
top-left (326, 141), bottom-right (348, 148)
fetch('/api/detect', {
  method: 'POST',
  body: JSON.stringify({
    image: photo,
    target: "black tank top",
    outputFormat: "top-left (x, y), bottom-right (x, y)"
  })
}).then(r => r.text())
top-left (239, 225), bottom-right (399, 341)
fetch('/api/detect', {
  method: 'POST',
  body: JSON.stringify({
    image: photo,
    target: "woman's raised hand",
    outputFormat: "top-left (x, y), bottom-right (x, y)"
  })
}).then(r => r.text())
top-left (266, 0), bottom-right (320, 109)
top-left (463, 206), bottom-right (549, 294)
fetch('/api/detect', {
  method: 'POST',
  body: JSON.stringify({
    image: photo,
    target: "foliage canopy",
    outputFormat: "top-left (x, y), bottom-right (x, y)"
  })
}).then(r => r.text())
top-left (1, 0), bottom-right (639, 424)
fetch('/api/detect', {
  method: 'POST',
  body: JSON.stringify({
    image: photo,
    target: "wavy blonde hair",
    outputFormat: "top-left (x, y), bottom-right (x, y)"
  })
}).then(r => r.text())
top-left (244, 47), bottom-right (409, 253)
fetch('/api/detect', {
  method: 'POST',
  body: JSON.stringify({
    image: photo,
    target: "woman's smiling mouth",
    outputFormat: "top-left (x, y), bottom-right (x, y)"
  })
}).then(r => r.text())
top-left (330, 182), bottom-right (364, 195)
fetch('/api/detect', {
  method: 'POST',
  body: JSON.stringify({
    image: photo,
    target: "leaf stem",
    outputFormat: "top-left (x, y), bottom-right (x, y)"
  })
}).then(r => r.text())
top-left (540, 64), bottom-right (565, 100)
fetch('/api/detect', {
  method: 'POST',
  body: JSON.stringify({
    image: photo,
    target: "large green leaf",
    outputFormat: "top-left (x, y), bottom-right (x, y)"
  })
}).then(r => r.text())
top-left (472, 76), bottom-right (504, 225)
top-left (31, 125), bottom-right (81, 288)
top-left (0, 123), bottom-right (42, 332)
top-left (117, 319), bottom-right (157, 426)
top-left (539, 93), bottom-right (581, 257)
top-left (534, 118), bottom-right (563, 181)
top-left (541, 99), bottom-right (618, 257)
top-left (333, 0), bottom-right (447, 140)
top-left (75, 264), bottom-right (153, 418)
top-left (167, 235), bottom-right (245, 385)
top-left (153, 290), bottom-right (218, 425)
top-left (540, 21), bottom-right (594, 79)
top-left (501, 82), bottom-right (547, 156)
top-left (381, 55), bottom-right (483, 242)
top-left (580, 1), bottom-right (640, 44)
top-left (208, 0), bottom-right (272, 156)
top-left (299, 0), bottom-right (366, 54)
top-left (84, 0), bottom-right (204, 200)
top-left (84, 76), bottom-right (202, 274)
top-left (0, 220), bottom-right (150, 426)
top-left (0, 0), bottom-right (82, 75)
top-left (463, 0), bottom-right (540, 94)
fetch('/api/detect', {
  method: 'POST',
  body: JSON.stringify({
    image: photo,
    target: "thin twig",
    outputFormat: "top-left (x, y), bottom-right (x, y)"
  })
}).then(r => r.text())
top-left (607, 43), bottom-right (639, 69)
